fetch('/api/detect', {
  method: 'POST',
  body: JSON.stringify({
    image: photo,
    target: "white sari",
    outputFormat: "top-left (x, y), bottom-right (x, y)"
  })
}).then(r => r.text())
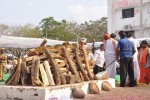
top-left (104, 39), bottom-right (116, 79)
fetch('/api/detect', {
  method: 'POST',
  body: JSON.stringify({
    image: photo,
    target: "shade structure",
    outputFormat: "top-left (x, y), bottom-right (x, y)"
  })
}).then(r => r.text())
top-left (0, 35), bottom-right (76, 48)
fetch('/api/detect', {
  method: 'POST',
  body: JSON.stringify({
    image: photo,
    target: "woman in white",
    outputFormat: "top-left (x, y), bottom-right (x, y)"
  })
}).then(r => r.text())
top-left (103, 33), bottom-right (117, 79)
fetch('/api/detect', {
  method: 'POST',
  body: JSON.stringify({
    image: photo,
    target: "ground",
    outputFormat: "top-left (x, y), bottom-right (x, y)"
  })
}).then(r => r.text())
top-left (75, 83), bottom-right (150, 100)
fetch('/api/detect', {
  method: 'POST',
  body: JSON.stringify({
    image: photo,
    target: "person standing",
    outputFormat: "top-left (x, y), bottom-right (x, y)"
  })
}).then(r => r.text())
top-left (138, 40), bottom-right (150, 83)
top-left (0, 48), bottom-right (7, 81)
top-left (93, 44), bottom-right (105, 75)
top-left (104, 33), bottom-right (117, 79)
top-left (110, 33), bottom-right (118, 45)
top-left (116, 31), bottom-right (135, 87)
top-left (125, 31), bottom-right (140, 85)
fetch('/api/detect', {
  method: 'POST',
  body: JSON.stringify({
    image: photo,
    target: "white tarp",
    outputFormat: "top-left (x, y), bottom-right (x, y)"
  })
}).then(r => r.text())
top-left (0, 35), bottom-right (75, 48)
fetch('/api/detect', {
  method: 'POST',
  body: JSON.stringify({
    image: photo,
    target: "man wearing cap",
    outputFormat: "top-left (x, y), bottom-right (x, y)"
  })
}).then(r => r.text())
top-left (0, 48), bottom-right (7, 81)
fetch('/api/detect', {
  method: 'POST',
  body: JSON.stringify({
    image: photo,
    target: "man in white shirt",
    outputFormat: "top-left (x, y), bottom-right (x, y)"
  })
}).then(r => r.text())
top-left (93, 44), bottom-right (105, 75)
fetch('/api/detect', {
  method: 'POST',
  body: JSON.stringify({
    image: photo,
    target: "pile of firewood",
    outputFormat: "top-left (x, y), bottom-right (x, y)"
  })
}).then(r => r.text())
top-left (5, 40), bottom-right (96, 86)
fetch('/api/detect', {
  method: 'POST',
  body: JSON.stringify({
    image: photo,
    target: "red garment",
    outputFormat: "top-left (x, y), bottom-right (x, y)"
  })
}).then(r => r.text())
top-left (138, 47), bottom-right (150, 83)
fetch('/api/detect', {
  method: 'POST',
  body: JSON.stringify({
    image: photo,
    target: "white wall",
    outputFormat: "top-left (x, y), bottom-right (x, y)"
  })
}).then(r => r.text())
top-left (143, 2), bottom-right (150, 27)
top-left (107, 0), bottom-right (150, 38)
top-left (114, 7), bottom-right (140, 31)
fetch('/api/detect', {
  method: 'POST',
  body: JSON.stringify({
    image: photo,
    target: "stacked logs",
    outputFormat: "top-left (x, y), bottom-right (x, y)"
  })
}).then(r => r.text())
top-left (5, 41), bottom-right (97, 86)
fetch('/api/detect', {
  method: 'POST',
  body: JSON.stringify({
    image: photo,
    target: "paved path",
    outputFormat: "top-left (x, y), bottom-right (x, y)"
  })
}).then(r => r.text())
top-left (75, 83), bottom-right (150, 100)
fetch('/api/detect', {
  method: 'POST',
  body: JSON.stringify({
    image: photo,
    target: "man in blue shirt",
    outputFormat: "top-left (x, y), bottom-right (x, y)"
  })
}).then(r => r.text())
top-left (116, 31), bottom-right (135, 87)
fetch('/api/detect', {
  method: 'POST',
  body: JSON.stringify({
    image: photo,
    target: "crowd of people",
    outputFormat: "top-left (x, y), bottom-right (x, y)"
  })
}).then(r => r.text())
top-left (0, 33), bottom-right (149, 87)
top-left (92, 31), bottom-right (150, 87)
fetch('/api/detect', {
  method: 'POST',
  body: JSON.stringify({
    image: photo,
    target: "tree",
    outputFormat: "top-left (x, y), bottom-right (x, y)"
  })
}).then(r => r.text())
top-left (77, 17), bottom-right (107, 42)
top-left (0, 24), bottom-right (42, 38)
top-left (39, 17), bottom-right (76, 41)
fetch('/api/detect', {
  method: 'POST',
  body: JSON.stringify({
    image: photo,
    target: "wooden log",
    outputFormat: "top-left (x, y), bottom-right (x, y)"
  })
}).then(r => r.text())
top-left (27, 49), bottom-right (38, 57)
top-left (31, 57), bottom-right (36, 86)
top-left (74, 44), bottom-right (90, 81)
top-left (40, 38), bottom-right (47, 47)
top-left (35, 59), bottom-right (43, 86)
top-left (35, 46), bottom-right (46, 54)
top-left (31, 58), bottom-right (43, 86)
top-left (43, 61), bottom-right (55, 85)
top-left (5, 64), bottom-right (17, 85)
top-left (39, 64), bottom-right (49, 86)
top-left (65, 74), bottom-right (75, 84)
top-left (60, 73), bottom-right (66, 85)
top-left (44, 48), bottom-right (61, 85)
top-left (60, 68), bottom-right (68, 73)
top-left (21, 60), bottom-right (30, 85)
top-left (55, 59), bottom-right (66, 67)
top-left (13, 58), bottom-right (22, 85)
top-left (80, 44), bottom-right (93, 80)
top-left (61, 46), bottom-right (81, 83)
top-left (25, 55), bottom-right (47, 62)
top-left (79, 71), bottom-right (84, 81)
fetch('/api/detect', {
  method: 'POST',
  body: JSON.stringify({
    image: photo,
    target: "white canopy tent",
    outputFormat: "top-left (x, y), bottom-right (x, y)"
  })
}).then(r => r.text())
top-left (0, 35), bottom-right (75, 48)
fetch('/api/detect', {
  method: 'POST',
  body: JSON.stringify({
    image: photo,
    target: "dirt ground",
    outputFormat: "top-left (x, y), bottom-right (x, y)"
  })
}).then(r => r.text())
top-left (75, 83), bottom-right (150, 100)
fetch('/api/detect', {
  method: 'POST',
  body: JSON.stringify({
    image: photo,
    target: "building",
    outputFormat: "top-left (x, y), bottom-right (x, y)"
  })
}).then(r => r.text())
top-left (107, 0), bottom-right (150, 38)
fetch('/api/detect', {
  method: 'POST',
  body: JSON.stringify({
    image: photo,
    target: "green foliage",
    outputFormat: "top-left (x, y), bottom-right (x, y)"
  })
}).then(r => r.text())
top-left (40, 17), bottom-right (76, 41)
top-left (39, 16), bottom-right (107, 42)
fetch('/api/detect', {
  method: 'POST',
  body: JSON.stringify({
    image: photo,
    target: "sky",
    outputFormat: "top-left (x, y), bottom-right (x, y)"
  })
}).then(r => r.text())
top-left (0, 0), bottom-right (107, 25)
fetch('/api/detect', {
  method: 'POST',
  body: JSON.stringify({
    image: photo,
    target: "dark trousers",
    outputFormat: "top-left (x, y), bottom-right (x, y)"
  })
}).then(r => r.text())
top-left (120, 57), bottom-right (134, 87)
top-left (93, 65), bottom-right (104, 75)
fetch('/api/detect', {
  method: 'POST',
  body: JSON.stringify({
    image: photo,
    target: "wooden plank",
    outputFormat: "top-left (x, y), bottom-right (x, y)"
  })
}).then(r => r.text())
top-left (43, 61), bottom-right (55, 85)
top-left (39, 64), bottom-right (49, 86)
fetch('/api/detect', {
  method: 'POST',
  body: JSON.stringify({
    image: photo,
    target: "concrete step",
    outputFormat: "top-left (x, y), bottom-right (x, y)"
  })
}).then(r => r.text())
top-left (0, 78), bottom-right (115, 100)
